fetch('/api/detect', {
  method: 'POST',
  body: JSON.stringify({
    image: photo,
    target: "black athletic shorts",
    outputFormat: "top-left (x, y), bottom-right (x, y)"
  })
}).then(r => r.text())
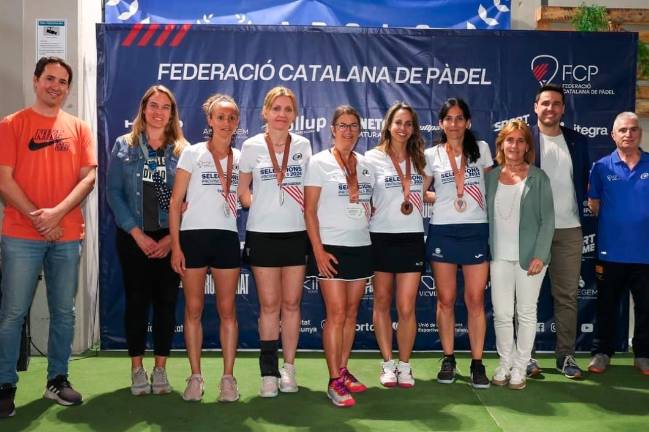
top-left (180, 229), bottom-right (240, 269)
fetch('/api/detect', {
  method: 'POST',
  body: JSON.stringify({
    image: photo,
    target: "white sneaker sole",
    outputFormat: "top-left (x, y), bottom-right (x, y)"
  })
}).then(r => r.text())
top-left (131, 385), bottom-right (152, 396)
top-left (279, 383), bottom-right (298, 393)
top-left (218, 393), bottom-right (240, 403)
top-left (151, 385), bottom-right (171, 395)
top-left (43, 389), bottom-right (82, 406)
top-left (182, 392), bottom-right (203, 402)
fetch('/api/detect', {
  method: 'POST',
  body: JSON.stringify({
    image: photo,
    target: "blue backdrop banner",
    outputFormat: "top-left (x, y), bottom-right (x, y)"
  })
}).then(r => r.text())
top-left (104, 0), bottom-right (511, 29)
top-left (97, 24), bottom-right (636, 351)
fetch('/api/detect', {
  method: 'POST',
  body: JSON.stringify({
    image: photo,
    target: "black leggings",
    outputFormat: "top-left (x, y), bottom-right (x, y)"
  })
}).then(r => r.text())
top-left (116, 228), bottom-right (180, 357)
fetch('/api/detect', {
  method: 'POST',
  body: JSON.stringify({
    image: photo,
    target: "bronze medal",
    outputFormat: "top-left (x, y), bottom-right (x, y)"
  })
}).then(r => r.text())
top-left (401, 200), bottom-right (413, 215)
top-left (388, 151), bottom-right (415, 216)
top-left (332, 147), bottom-right (360, 204)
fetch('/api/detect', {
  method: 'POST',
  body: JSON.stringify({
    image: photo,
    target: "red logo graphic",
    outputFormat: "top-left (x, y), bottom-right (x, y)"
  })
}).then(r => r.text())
top-left (530, 54), bottom-right (559, 86)
top-left (121, 23), bottom-right (191, 47)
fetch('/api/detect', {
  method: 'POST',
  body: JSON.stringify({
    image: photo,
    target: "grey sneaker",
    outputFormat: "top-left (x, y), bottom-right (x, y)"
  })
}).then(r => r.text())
top-left (182, 374), bottom-right (204, 402)
top-left (218, 375), bottom-right (240, 402)
top-left (279, 364), bottom-right (298, 393)
top-left (634, 357), bottom-right (649, 376)
top-left (131, 367), bottom-right (151, 396)
top-left (557, 355), bottom-right (583, 379)
top-left (526, 358), bottom-right (542, 378)
top-left (151, 367), bottom-right (172, 395)
top-left (588, 354), bottom-right (610, 374)
top-left (259, 376), bottom-right (279, 397)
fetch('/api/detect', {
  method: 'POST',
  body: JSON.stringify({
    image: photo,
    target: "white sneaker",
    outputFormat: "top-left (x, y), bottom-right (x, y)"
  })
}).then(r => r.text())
top-left (182, 374), bottom-right (204, 401)
top-left (279, 364), bottom-right (298, 393)
top-left (131, 367), bottom-right (151, 396)
top-left (259, 376), bottom-right (279, 397)
top-left (508, 368), bottom-right (526, 390)
top-left (397, 361), bottom-right (415, 388)
top-left (379, 360), bottom-right (398, 388)
top-left (491, 366), bottom-right (510, 386)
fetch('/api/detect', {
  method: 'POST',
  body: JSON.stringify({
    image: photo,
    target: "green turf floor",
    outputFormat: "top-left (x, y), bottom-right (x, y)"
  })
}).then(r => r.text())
top-left (3, 352), bottom-right (648, 431)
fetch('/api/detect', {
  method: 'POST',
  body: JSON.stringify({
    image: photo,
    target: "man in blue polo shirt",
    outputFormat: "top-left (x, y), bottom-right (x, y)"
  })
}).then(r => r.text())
top-left (587, 111), bottom-right (649, 376)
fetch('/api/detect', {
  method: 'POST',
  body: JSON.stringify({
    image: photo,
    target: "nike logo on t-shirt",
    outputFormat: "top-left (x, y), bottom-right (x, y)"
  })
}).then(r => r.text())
top-left (28, 138), bottom-right (66, 151)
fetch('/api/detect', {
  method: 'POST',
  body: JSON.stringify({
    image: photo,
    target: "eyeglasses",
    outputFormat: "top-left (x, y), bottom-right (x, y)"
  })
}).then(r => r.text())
top-left (334, 123), bottom-right (360, 131)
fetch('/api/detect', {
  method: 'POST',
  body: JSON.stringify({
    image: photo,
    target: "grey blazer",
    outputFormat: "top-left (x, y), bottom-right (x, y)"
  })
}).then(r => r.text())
top-left (486, 165), bottom-right (555, 270)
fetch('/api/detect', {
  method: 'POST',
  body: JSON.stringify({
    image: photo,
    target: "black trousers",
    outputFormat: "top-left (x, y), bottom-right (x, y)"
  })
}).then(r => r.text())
top-left (116, 228), bottom-right (180, 357)
top-left (592, 261), bottom-right (649, 358)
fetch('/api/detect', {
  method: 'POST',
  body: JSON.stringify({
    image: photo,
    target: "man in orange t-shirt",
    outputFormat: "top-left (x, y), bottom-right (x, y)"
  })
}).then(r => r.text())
top-left (0, 57), bottom-right (96, 418)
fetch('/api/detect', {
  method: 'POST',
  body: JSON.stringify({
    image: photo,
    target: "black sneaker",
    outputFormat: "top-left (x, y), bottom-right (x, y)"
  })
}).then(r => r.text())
top-left (556, 355), bottom-right (583, 379)
top-left (0, 384), bottom-right (16, 418)
top-left (437, 356), bottom-right (456, 384)
top-left (470, 364), bottom-right (491, 389)
top-left (44, 375), bottom-right (83, 406)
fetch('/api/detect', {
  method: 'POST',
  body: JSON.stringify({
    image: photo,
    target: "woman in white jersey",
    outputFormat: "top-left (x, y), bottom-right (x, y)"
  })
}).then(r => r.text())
top-left (424, 98), bottom-right (493, 389)
top-left (365, 102), bottom-right (431, 388)
top-left (486, 120), bottom-right (554, 390)
top-left (169, 94), bottom-right (242, 403)
top-left (305, 105), bottom-right (374, 408)
top-left (237, 87), bottom-right (312, 397)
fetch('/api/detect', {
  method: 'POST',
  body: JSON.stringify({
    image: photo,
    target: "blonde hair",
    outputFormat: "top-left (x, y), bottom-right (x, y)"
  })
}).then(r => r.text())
top-left (376, 102), bottom-right (426, 175)
top-left (127, 84), bottom-right (187, 157)
top-left (494, 119), bottom-right (534, 165)
top-left (262, 86), bottom-right (298, 122)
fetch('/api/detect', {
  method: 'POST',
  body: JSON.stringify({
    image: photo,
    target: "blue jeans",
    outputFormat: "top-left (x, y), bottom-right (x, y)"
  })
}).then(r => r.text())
top-left (0, 236), bottom-right (81, 385)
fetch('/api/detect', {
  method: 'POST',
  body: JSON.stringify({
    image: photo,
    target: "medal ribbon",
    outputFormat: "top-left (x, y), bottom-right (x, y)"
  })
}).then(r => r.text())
top-left (264, 132), bottom-right (292, 191)
top-left (387, 151), bottom-right (411, 205)
top-left (332, 147), bottom-right (359, 203)
top-left (210, 147), bottom-right (234, 213)
top-left (445, 144), bottom-right (466, 201)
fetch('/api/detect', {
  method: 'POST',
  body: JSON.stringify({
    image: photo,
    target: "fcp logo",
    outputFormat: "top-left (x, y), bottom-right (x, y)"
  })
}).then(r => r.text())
top-left (531, 55), bottom-right (559, 86)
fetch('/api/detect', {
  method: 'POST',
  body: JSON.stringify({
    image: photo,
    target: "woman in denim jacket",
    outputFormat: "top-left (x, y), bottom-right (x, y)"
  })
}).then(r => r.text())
top-left (107, 84), bottom-right (188, 396)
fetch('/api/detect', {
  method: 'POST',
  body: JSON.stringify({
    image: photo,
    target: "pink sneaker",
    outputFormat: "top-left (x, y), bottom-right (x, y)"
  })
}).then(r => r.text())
top-left (340, 367), bottom-right (367, 393)
top-left (327, 378), bottom-right (355, 407)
